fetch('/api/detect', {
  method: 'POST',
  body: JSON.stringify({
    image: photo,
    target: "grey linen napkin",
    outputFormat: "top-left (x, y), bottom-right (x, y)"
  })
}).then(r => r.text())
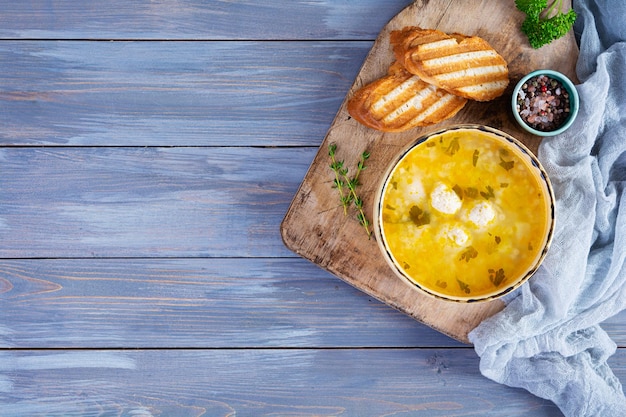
top-left (469, 1), bottom-right (626, 415)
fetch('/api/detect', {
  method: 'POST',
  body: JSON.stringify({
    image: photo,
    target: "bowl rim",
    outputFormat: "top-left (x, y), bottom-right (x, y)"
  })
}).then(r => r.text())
top-left (373, 124), bottom-right (556, 303)
top-left (511, 69), bottom-right (579, 137)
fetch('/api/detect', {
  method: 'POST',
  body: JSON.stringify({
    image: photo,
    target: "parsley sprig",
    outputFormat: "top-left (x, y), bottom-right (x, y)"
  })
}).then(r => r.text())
top-left (515, 0), bottom-right (577, 49)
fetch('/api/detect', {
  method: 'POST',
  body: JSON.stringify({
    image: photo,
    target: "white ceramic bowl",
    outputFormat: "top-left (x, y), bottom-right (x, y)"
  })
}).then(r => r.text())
top-left (374, 125), bottom-right (555, 302)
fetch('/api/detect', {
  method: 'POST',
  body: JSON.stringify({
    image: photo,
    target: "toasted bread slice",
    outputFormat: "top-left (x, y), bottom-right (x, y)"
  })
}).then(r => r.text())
top-left (347, 62), bottom-right (467, 132)
top-left (390, 27), bottom-right (509, 101)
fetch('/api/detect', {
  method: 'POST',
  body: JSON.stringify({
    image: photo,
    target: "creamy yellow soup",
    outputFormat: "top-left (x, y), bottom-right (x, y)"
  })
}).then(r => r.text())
top-left (379, 128), bottom-right (551, 300)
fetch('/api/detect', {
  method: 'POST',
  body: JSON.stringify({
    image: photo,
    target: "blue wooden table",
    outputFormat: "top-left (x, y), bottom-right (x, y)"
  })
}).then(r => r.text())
top-left (1, 1), bottom-right (624, 415)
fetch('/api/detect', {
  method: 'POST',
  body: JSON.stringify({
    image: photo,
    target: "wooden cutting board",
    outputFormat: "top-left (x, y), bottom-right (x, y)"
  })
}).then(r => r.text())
top-left (281, 0), bottom-right (578, 343)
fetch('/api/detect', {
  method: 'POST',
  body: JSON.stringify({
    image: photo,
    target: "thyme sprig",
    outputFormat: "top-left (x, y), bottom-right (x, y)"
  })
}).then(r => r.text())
top-left (328, 143), bottom-right (372, 239)
top-left (328, 144), bottom-right (351, 215)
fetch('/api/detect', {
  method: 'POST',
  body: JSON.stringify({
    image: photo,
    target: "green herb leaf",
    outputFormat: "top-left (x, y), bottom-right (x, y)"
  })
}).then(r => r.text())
top-left (328, 143), bottom-right (372, 238)
top-left (515, 0), bottom-right (547, 16)
top-left (457, 278), bottom-right (471, 294)
top-left (357, 212), bottom-right (370, 230)
top-left (409, 205), bottom-right (430, 227)
top-left (328, 143), bottom-right (337, 157)
top-left (445, 137), bottom-right (461, 156)
top-left (460, 246), bottom-right (478, 262)
top-left (452, 184), bottom-right (464, 200)
top-left (480, 185), bottom-right (495, 200)
top-left (516, 0), bottom-right (577, 49)
top-left (357, 151), bottom-right (370, 172)
top-left (465, 187), bottom-right (478, 199)
top-left (489, 268), bottom-right (506, 287)
top-left (348, 177), bottom-right (360, 189)
top-left (472, 149), bottom-right (480, 167)
top-left (499, 157), bottom-right (515, 171)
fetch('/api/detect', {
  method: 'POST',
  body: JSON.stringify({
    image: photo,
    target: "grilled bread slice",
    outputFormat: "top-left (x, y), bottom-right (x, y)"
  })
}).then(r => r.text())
top-left (347, 62), bottom-right (467, 132)
top-left (390, 27), bottom-right (509, 101)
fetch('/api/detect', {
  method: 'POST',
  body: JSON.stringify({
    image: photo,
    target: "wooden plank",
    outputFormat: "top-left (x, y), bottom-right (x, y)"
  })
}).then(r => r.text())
top-left (0, 41), bottom-right (370, 147)
top-left (281, 0), bottom-right (579, 343)
top-left (0, 0), bottom-right (412, 40)
top-left (2, 257), bottom-right (624, 349)
top-left (0, 147), bottom-right (314, 258)
top-left (0, 348), bottom-right (573, 416)
top-left (0, 258), bottom-right (463, 349)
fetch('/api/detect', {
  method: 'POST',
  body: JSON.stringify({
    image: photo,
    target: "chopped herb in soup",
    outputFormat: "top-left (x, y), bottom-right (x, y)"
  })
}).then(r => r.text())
top-left (380, 129), bottom-right (550, 299)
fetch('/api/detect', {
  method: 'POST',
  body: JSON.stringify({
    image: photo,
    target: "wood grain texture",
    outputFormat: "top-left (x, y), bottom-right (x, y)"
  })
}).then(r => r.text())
top-left (282, 0), bottom-right (580, 343)
top-left (0, 147), bottom-right (312, 258)
top-left (0, 258), bottom-right (464, 349)
top-left (0, 348), bottom-right (578, 416)
top-left (0, 41), bottom-right (370, 147)
top-left (1, 256), bottom-right (622, 349)
top-left (0, 0), bottom-right (412, 40)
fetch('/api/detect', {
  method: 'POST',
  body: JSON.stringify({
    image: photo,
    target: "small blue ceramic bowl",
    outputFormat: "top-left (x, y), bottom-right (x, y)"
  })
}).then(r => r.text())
top-left (511, 69), bottom-right (579, 137)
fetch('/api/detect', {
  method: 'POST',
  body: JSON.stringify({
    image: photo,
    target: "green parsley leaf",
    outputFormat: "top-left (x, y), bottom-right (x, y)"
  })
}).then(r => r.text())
top-left (409, 205), bottom-right (430, 227)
